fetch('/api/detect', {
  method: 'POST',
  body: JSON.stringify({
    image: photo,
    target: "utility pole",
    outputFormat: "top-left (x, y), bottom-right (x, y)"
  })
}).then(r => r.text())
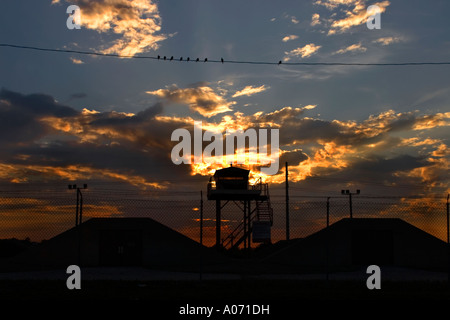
top-left (285, 162), bottom-right (290, 241)
top-left (341, 189), bottom-right (360, 218)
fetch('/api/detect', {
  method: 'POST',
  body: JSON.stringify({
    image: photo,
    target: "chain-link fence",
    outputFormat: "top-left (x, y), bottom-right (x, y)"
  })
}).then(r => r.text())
top-left (0, 186), bottom-right (448, 248)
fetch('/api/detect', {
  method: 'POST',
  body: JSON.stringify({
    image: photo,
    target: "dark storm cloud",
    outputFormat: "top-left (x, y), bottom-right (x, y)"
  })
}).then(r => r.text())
top-left (280, 118), bottom-right (345, 145)
top-left (0, 88), bottom-right (79, 144)
top-left (280, 149), bottom-right (309, 166)
top-left (0, 89), bottom-right (190, 187)
top-left (0, 89), bottom-right (78, 117)
top-left (89, 102), bottom-right (164, 126)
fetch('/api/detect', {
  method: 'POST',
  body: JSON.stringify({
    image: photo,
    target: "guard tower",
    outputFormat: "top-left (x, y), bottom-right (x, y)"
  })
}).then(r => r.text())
top-left (207, 166), bottom-right (273, 249)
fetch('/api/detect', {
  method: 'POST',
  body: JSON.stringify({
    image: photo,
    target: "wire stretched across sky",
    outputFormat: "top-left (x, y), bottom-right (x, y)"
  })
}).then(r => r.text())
top-left (2, 43), bottom-right (450, 67)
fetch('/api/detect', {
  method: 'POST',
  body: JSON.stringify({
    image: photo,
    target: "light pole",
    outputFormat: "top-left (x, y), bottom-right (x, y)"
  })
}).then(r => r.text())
top-left (341, 189), bottom-right (360, 218)
top-left (68, 183), bottom-right (87, 266)
top-left (68, 184), bottom-right (87, 227)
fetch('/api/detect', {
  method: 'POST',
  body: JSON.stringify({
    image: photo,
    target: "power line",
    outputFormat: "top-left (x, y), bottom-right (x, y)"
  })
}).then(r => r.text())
top-left (2, 43), bottom-right (450, 66)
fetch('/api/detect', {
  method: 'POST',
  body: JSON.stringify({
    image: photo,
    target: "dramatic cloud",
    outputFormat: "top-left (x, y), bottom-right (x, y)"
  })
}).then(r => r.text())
top-left (58, 0), bottom-right (170, 56)
top-left (232, 85), bottom-right (269, 98)
top-left (333, 43), bottom-right (367, 54)
top-left (0, 89), bottom-right (78, 145)
top-left (147, 84), bottom-right (235, 117)
top-left (0, 88), bottom-right (448, 197)
top-left (283, 43), bottom-right (322, 61)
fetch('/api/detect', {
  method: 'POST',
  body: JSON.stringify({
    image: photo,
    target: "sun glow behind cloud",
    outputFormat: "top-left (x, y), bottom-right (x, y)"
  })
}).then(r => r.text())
top-left (0, 88), bottom-right (448, 196)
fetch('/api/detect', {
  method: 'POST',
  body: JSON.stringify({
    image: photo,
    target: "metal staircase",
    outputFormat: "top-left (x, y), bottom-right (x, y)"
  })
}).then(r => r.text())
top-left (255, 183), bottom-right (273, 226)
top-left (222, 181), bottom-right (273, 250)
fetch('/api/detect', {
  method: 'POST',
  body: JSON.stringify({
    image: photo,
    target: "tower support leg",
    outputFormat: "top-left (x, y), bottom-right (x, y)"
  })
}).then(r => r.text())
top-left (216, 200), bottom-right (221, 248)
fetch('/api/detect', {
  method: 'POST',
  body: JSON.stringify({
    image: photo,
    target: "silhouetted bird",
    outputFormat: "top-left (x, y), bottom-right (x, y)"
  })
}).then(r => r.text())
top-left (196, 58), bottom-right (199, 62)
top-left (163, 56), bottom-right (166, 60)
top-left (221, 58), bottom-right (224, 64)
top-left (180, 57), bottom-right (183, 61)
top-left (187, 57), bottom-right (190, 61)
top-left (170, 56), bottom-right (173, 61)
top-left (204, 58), bottom-right (208, 62)
top-left (278, 60), bottom-right (282, 65)
top-left (157, 55), bottom-right (160, 60)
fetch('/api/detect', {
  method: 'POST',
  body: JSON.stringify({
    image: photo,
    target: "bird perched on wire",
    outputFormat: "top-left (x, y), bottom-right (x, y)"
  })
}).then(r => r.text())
top-left (157, 55), bottom-right (160, 60)
top-left (278, 60), bottom-right (282, 65)
top-left (204, 58), bottom-right (208, 62)
top-left (163, 56), bottom-right (166, 60)
top-left (196, 58), bottom-right (200, 62)
top-left (170, 56), bottom-right (173, 61)
top-left (180, 57), bottom-right (183, 61)
top-left (187, 57), bottom-right (190, 62)
top-left (221, 58), bottom-right (224, 64)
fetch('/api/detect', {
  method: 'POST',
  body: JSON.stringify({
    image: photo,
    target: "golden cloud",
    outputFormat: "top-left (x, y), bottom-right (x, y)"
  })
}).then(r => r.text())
top-left (314, 0), bottom-right (390, 34)
top-left (330, 1), bottom-right (390, 34)
top-left (400, 137), bottom-right (442, 147)
top-left (333, 43), bottom-right (367, 55)
top-left (232, 85), bottom-right (269, 98)
top-left (63, 0), bottom-right (169, 56)
top-left (0, 163), bottom-right (167, 190)
top-left (282, 35), bottom-right (299, 42)
top-left (413, 112), bottom-right (450, 130)
top-left (283, 43), bottom-right (322, 61)
top-left (373, 36), bottom-right (401, 46)
top-left (147, 85), bottom-right (235, 117)
top-left (314, 0), bottom-right (362, 10)
top-left (70, 57), bottom-right (84, 64)
top-left (311, 13), bottom-right (321, 26)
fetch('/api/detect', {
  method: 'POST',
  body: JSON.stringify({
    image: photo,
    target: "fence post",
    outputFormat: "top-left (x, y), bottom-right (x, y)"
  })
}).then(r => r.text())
top-left (326, 197), bottom-right (330, 282)
top-left (200, 190), bottom-right (203, 281)
top-left (285, 162), bottom-right (290, 241)
top-left (447, 194), bottom-right (449, 285)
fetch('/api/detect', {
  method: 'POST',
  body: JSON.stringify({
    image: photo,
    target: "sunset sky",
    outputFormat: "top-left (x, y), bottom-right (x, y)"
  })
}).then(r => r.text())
top-left (0, 0), bottom-right (449, 242)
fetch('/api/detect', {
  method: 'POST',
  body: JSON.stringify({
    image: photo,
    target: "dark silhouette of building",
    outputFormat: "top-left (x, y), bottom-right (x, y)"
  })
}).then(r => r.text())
top-left (5, 218), bottom-right (227, 271)
top-left (262, 218), bottom-right (448, 272)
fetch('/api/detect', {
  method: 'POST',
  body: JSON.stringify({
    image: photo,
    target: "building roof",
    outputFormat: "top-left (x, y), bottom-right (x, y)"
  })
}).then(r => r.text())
top-left (213, 166), bottom-right (250, 177)
top-left (261, 218), bottom-right (448, 272)
top-left (4, 217), bottom-right (229, 271)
